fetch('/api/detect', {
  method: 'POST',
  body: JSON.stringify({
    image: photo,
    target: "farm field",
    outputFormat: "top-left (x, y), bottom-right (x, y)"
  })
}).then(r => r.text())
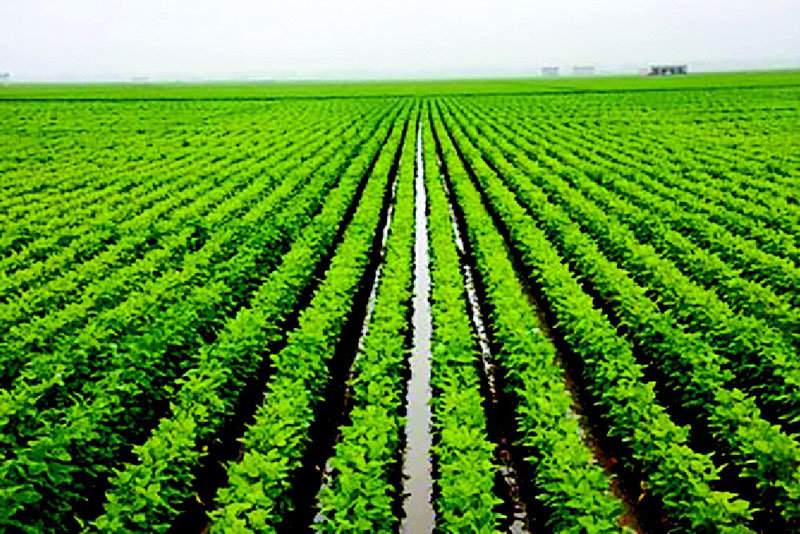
top-left (0, 71), bottom-right (799, 533)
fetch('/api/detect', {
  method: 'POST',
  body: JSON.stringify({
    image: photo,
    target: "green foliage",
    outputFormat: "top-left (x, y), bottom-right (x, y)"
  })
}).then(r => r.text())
top-left (422, 111), bottom-right (504, 532)
top-left (87, 106), bottom-right (404, 533)
top-left (314, 111), bottom-right (417, 533)
top-left (432, 102), bottom-right (757, 532)
top-left (429, 108), bottom-right (628, 532)
top-left (209, 109), bottom-right (411, 532)
top-left (442, 97), bottom-right (800, 525)
top-left (1, 77), bottom-right (798, 532)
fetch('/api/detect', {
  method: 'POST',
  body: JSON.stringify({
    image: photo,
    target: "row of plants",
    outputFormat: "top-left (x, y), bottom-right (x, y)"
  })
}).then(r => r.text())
top-left (420, 110), bottom-right (502, 531)
top-left (314, 108), bottom-right (418, 532)
top-left (455, 99), bottom-right (800, 356)
top-left (544, 110), bottom-right (800, 261)
top-left (551, 118), bottom-right (800, 267)
top-left (0, 161), bottom-right (241, 337)
top-left (0, 120), bottom-right (197, 233)
top-left (430, 108), bottom-right (630, 532)
top-left (581, 114), bottom-right (800, 236)
top-left (207, 111), bottom-right (410, 532)
top-left (3, 100), bottom-right (354, 280)
top-left (545, 128), bottom-right (800, 308)
top-left (3, 99), bottom-right (395, 438)
top-left (0, 104), bottom-right (340, 298)
top-left (433, 103), bottom-right (755, 533)
top-left (455, 100), bottom-right (800, 429)
top-left (512, 95), bottom-right (800, 237)
top-left (562, 116), bottom-right (800, 299)
top-left (0, 103), bottom-right (403, 532)
top-left (0, 145), bottom-right (193, 267)
top-left (546, 146), bottom-right (800, 349)
top-left (87, 106), bottom-right (409, 534)
top-left (0, 102), bottom-right (391, 418)
top-left (442, 101), bottom-right (800, 527)
top-left (494, 88), bottom-right (799, 200)
top-left (660, 135), bottom-right (800, 197)
top-left (0, 99), bottom-right (362, 272)
top-left (0, 114), bottom-right (244, 255)
top-left (0, 105), bottom-right (363, 357)
top-left (0, 99), bottom-right (327, 218)
top-left (537, 140), bottom-right (800, 427)
top-left (477, 93), bottom-right (799, 230)
top-left (577, 154), bottom-right (800, 308)
top-left (0, 98), bottom-right (187, 179)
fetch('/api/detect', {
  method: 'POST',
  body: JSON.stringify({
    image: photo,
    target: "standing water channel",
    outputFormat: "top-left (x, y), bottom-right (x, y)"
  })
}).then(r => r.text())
top-left (442, 163), bottom-right (530, 534)
top-left (401, 122), bottom-right (435, 533)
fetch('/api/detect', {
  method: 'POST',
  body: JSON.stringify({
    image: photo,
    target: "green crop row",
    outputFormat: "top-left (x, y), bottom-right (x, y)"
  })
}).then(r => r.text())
top-left (0, 122), bottom-right (195, 230)
top-left (442, 100), bottom-right (800, 526)
top-left (501, 106), bottom-right (800, 310)
top-left (518, 138), bottom-right (800, 427)
top-left (314, 108), bottom-right (418, 532)
top-left (0, 117), bottom-right (330, 340)
top-left (88, 105), bottom-right (405, 534)
top-left (573, 116), bottom-right (800, 237)
top-left (455, 99), bottom-right (800, 429)
top-left (436, 107), bottom-right (624, 533)
top-left (421, 109), bottom-right (502, 532)
top-left (0, 102), bottom-right (400, 532)
top-left (542, 150), bottom-right (800, 349)
top-left (0, 100), bottom-right (317, 212)
top-left (0, 110), bottom-right (253, 247)
top-left (431, 107), bottom-right (631, 532)
top-left (0, 102), bottom-right (388, 432)
top-left (0, 104), bottom-right (366, 371)
top-left (0, 110), bottom-right (331, 304)
top-left (546, 119), bottom-right (800, 271)
top-left (208, 108), bottom-right (410, 532)
top-left (433, 102), bottom-right (754, 532)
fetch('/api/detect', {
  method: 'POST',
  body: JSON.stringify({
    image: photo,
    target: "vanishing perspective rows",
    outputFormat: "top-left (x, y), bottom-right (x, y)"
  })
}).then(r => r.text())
top-left (0, 82), bottom-right (798, 533)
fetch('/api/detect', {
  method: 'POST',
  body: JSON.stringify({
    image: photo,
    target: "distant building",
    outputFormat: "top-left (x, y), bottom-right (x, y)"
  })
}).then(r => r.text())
top-left (0, 72), bottom-right (9, 81)
top-left (649, 64), bottom-right (687, 76)
top-left (573, 65), bottom-right (595, 76)
top-left (130, 76), bottom-right (150, 83)
top-left (541, 66), bottom-right (559, 76)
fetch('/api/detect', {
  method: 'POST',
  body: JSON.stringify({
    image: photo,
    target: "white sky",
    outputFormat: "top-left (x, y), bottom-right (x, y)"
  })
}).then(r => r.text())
top-left (1, 0), bottom-right (798, 80)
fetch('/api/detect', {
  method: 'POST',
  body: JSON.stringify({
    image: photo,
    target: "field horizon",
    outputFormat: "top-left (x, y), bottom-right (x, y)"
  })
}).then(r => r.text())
top-left (2, 69), bottom-right (799, 100)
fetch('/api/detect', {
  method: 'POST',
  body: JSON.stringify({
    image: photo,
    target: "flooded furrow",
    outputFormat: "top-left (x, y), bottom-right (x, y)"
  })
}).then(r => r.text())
top-left (525, 281), bottom-right (645, 533)
top-left (311, 157), bottom-right (399, 522)
top-left (434, 105), bottom-right (646, 532)
top-left (276, 116), bottom-right (410, 532)
top-left (440, 158), bottom-right (530, 534)
top-left (401, 122), bottom-right (435, 534)
top-left (355, 179), bottom-right (397, 356)
top-left (167, 110), bottom-right (405, 534)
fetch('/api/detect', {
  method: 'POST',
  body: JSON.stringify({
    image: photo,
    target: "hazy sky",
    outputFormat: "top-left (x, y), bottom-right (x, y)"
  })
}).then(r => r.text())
top-left (1, 0), bottom-right (798, 80)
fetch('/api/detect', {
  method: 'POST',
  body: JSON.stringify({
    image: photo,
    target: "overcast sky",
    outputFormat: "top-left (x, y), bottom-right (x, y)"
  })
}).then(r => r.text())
top-left (1, 0), bottom-right (798, 80)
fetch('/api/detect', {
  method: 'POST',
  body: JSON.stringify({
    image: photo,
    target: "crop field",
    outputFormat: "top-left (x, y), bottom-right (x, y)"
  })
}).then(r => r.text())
top-left (0, 72), bottom-right (799, 533)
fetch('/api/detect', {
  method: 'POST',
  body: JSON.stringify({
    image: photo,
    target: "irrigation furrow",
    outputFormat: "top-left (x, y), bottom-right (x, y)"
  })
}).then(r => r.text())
top-left (163, 107), bottom-right (408, 534)
top-left (430, 101), bottom-right (663, 531)
top-left (283, 116), bottom-right (409, 531)
top-left (441, 155), bottom-right (530, 533)
top-left (401, 120), bottom-right (435, 534)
